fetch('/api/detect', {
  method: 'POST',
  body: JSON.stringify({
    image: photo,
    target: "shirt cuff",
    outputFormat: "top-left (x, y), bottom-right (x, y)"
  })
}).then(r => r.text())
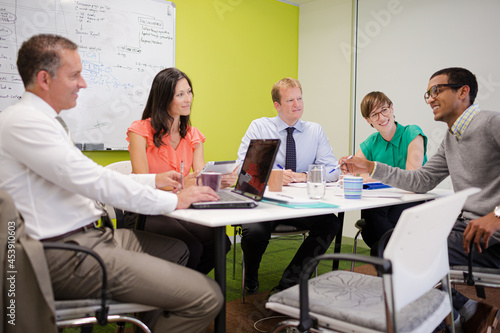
top-left (369, 162), bottom-right (377, 177)
top-left (155, 190), bottom-right (178, 214)
top-left (128, 173), bottom-right (156, 188)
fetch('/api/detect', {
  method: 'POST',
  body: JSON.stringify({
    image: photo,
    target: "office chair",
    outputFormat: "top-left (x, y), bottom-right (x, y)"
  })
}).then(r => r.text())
top-left (0, 190), bottom-right (157, 333)
top-left (104, 160), bottom-right (146, 230)
top-left (236, 224), bottom-right (311, 304)
top-left (47, 243), bottom-right (157, 333)
top-left (449, 243), bottom-right (500, 299)
top-left (265, 188), bottom-right (479, 333)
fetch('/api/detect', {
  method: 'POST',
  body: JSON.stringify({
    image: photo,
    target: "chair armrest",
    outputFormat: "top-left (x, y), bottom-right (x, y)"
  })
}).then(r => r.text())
top-left (450, 243), bottom-right (483, 285)
top-left (463, 243), bottom-right (485, 297)
top-left (42, 242), bottom-right (109, 326)
top-left (296, 253), bottom-right (392, 332)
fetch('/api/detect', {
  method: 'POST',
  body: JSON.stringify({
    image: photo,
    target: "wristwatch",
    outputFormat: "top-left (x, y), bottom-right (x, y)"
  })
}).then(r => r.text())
top-left (495, 205), bottom-right (500, 218)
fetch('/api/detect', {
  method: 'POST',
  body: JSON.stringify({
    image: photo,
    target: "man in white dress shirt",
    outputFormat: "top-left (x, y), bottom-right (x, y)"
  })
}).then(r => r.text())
top-left (0, 34), bottom-right (222, 332)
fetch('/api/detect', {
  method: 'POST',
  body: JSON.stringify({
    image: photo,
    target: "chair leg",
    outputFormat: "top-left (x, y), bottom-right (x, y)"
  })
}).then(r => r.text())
top-left (351, 229), bottom-right (362, 272)
top-left (81, 325), bottom-right (93, 333)
top-left (233, 226), bottom-right (237, 280)
top-left (240, 229), bottom-right (315, 303)
top-left (116, 321), bottom-right (126, 333)
top-left (445, 311), bottom-right (455, 333)
top-left (241, 251), bottom-right (246, 304)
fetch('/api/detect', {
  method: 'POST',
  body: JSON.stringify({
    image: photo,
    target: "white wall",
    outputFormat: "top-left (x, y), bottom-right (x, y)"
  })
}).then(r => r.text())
top-left (353, 0), bottom-right (500, 191)
top-left (298, 0), bottom-right (361, 239)
top-left (298, 0), bottom-right (500, 239)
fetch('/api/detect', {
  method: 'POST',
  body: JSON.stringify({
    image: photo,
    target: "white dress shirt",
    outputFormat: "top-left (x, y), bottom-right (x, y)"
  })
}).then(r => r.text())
top-left (0, 92), bottom-right (178, 240)
top-left (237, 116), bottom-right (340, 182)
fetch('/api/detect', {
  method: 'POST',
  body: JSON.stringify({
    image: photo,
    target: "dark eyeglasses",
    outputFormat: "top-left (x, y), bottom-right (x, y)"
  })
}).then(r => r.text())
top-left (424, 84), bottom-right (464, 103)
top-left (369, 105), bottom-right (391, 121)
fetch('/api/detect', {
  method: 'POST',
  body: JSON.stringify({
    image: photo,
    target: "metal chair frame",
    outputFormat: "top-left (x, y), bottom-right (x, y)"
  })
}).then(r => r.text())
top-left (233, 224), bottom-right (312, 303)
top-left (267, 253), bottom-right (454, 333)
top-left (265, 188), bottom-right (481, 333)
top-left (44, 242), bottom-right (157, 333)
top-left (350, 218), bottom-right (366, 272)
top-left (450, 244), bottom-right (500, 299)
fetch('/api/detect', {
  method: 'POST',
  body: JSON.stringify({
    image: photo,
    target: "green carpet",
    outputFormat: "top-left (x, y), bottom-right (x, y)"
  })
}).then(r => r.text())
top-left (213, 234), bottom-right (370, 302)
top-left (63, 236), bottom-right (369, 332)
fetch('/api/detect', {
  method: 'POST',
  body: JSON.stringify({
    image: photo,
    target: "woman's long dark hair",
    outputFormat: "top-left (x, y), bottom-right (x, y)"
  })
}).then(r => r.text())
top-left (141, 68), bottom-right (193, 148)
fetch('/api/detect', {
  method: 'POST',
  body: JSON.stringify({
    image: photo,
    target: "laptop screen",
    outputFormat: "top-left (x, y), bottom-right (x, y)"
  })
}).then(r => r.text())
top-left (233, 139), bottom-right (280, 200)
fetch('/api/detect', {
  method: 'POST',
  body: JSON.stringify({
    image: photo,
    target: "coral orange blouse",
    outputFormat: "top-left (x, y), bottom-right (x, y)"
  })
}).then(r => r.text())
top-left (127, 118), bottom-right (206, 175)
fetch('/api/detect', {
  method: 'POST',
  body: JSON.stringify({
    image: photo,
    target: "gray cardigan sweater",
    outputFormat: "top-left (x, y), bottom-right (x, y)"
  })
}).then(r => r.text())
top-left (372, 110), bottom-right (500, 238)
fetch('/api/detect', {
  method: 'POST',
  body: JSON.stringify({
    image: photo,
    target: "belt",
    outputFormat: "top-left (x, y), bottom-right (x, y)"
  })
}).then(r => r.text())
top-left (41, 222), bottom-right (98, 242)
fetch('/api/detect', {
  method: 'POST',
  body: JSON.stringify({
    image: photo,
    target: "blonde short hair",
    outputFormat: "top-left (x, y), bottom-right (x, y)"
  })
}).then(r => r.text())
top-left (271, 77), bottom-right (302, 104)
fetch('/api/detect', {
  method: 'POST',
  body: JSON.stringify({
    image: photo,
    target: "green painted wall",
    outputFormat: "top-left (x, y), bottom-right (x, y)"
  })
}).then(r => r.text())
top-left (86, 0), bottom-right (299, 166)
top-left (83, 151), bottom-right (130, 166)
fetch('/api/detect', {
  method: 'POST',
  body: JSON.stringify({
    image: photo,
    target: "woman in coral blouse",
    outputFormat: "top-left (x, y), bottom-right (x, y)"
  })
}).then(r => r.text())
top-left (126, 67), bottom-right (231, 274)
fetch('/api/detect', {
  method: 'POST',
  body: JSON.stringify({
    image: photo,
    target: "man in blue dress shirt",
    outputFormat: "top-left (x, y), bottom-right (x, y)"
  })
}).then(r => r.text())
top-left (236, 77), bottom-right (341, 295)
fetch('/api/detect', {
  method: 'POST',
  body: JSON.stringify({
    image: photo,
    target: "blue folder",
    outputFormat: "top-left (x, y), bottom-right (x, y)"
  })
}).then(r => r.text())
top-left (363, 183), bottom-right (392, 190)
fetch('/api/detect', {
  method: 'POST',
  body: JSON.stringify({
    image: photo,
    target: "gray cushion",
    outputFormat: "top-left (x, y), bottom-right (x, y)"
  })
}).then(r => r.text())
top-left (268, 271), bottom-right (448, 332)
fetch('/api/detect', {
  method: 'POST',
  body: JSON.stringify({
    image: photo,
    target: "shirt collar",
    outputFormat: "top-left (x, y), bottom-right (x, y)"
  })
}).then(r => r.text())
top-left (388, 122), bottom-right (403, 147)
top-left (23, 91), bottom-right (59, 118)
top-left (449, 104), bottom-right (481, 139)
top-left (274, 115), bottom-right (304, 133)
top-left (378, 122), bottom-right (403, 149)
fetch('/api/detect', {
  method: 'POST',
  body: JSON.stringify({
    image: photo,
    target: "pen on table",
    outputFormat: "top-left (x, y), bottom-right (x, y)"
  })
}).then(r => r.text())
top-left (277, 193), bottom-right (294, 199)
top-left (180, 160), bottom-right (184, 190)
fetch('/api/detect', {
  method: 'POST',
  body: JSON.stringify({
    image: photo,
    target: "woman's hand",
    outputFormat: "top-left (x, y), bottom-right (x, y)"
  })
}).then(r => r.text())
top-left (185, 170), bottom-right (200, 188)
top-left (221, 167), bottom-right (238, 188)
top-left (155, 171), bottom-right (181, 192)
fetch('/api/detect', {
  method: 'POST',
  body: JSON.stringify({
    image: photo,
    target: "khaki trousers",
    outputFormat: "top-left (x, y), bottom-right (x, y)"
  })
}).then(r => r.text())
top-left (45, 227), bottom-right (223, 333)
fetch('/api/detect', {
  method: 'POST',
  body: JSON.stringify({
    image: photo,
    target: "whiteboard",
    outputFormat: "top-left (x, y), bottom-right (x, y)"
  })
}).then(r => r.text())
top-left (354, 0), bottom-right (500, 161)
top-left (0, 0), bottom-right (175, 149)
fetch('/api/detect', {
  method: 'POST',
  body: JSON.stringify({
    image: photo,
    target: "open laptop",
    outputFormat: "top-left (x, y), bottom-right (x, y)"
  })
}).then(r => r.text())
top-left (191, 139), bottom-right (280, 209)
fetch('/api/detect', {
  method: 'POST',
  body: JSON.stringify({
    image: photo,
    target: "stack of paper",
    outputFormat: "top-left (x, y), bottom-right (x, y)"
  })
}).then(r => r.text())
top-left (263, 192), bottom-right (339, 208)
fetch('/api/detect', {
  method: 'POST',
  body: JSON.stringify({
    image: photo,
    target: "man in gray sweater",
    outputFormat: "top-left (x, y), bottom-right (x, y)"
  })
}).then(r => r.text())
top-left (341, 67), bottom-right (499, 332)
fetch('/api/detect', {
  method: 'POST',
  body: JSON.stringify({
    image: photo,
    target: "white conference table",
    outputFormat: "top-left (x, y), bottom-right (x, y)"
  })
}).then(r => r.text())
top-left (167, 185), bottom-right (451, 333)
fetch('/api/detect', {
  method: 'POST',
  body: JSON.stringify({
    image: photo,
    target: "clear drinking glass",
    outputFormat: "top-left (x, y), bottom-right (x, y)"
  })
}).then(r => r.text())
top-left (307, 164), bottom-right (326, 199)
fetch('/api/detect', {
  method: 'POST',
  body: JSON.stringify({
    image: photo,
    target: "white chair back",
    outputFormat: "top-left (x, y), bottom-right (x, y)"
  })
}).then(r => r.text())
top-left (383, 187), bottom-right (480, 311)
top-left (103, 161), bottom-right (132, 220)
top-left (104, 160), bottom-right (132, 175)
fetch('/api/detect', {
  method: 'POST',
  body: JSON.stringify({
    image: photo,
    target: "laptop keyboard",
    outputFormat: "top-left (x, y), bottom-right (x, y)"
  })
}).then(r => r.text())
top-left (218, 191), bottom-right (249, 202)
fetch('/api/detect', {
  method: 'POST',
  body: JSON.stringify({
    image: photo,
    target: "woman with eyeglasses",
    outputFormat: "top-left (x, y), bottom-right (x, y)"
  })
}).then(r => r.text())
top-left (354, 91), bottom-right (428, 255)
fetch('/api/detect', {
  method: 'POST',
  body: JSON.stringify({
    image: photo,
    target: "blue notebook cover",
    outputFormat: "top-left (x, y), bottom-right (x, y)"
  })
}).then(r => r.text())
top-left (363, 183), bottom-right (392, 190)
